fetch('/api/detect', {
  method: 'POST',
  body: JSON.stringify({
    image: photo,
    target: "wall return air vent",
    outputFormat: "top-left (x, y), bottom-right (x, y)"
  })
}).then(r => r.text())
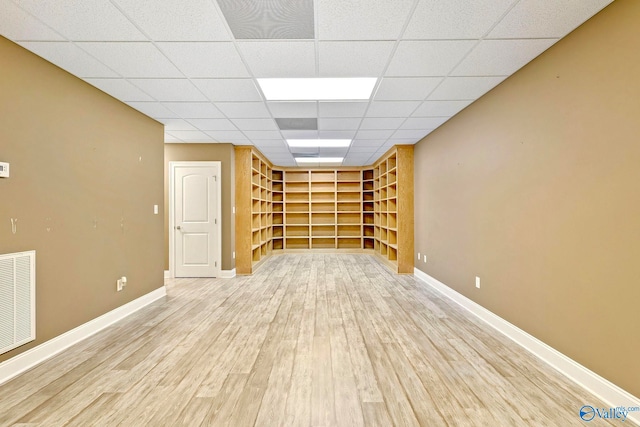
top-left (0, 250), bottom-right (36, 355)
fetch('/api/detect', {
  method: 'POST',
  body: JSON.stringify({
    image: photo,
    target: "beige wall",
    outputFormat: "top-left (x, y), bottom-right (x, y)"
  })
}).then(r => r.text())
top-left (164, 143), bottom-right (235, 272)
top-left (414, 0), bottom-right (640, 398)
top-left (0, 37), bottom-right (165, 363)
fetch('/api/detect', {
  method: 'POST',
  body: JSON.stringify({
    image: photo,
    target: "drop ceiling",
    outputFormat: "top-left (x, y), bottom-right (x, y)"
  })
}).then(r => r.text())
top-left (0, 0), bottom-right (612, 166)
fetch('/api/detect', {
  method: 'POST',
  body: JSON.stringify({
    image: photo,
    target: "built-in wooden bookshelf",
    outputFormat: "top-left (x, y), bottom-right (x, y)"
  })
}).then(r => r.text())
top-left (276, 169), bottom-right (366, 250)
top-left (235, 146), bottom-right (273, 274)
top-left (236, 145), bottom-right (413, 274)
top-left (372, 145), bottom-right (414, 273)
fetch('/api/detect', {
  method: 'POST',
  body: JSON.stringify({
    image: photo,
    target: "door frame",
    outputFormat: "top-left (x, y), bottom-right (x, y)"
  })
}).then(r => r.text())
top-left (169, 161), bottom-right (222, 278)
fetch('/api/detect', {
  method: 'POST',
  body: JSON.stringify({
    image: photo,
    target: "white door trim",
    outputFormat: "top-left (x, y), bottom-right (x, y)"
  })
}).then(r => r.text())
top-left (169, 161), bottom-right (222, 278)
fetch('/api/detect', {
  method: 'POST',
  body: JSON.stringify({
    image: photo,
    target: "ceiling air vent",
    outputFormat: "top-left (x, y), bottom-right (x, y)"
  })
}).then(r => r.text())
top-left (275, 118), bottom-right (318, 130)
top-left (216, 0), bottom-right (314, 39)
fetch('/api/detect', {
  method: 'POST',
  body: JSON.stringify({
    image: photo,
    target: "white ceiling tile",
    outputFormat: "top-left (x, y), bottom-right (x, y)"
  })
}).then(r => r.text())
top-left (251, 140), bottom-right (288, 148)
top-left (316, 0), bottom-right (416, 40)
top-left (231, 119), bottom-right (279, 131)
top-left (238, 42), bottom-right (316, 77)
top-left (366, 101), bottom-right (421, 118)
top-left (412, 100), bottom-right (473, 117)
top-left (19, 42), bottom-right (118, 78)
top-left (374, 77), bottom-right (443, 101)
top-left (243, 130), bottom-right (282, 139)
top-left (231, 139), bottom-right (253, 145)
top-left (160, 119), bottom-right (197, 131)
top-left (268, 102), bottom-right (318, 118)
top-left (404, 0), bottom-right (515, 39)
top-left (342, 159), bottom-right (366, 166)
top-left (167, 130), bottom-right (213, 141)
top-left (216, 102), bottom-right (271, 118)
top-left (318, 147), bottom-right (349, 156)
top-left (488, 0), bottom-right (612, 39)
top-left (126, 102), bottom-right (178, 118)
top-left (392, 129), bottom-right (432, 139)
top-left (129, 79), bottom-right (207, 101)
top-left (163, 102), bottom-right (225, 119)
top-left (359, 118), bottom-right (406, 130)
top-left (318, 130), bottom-right (357, 139)
top-left (256, 148), bottom-right (290, 155)
top-left (78, 42), bottom-right (182, 78)
top-left (386, 41), bottom-right (476, 77)
top-left (164, 135), bottom-right (183, 143)
top-left (428, 76), bottom-right (507, 100)
top-left (356, 130), bottom-right (395, 140)
top-left (206, 130), bottom-right (246, 140)
top-left (259, 149), bottom-right (291, 157)
top-left (267, 154), bottom-right (295, 160)
top-left (452, 39), bottom-right (557, 76)
top-left (157, 42), bottom-right (249, 78)
top-left (351, 140), bottom-right (386, 149)
top-left (187, 119), bottom-right (237, 131)
top-left (401, 117), bottom-right (450, 129)
top-left (281, 130), bottom-right (319, 139)
top-left (112, 0), bottom-right (231, 41)
top-left (318, 41), bottom-right (395, 77)
top-left (318, 118), bottom-right (361, 131)
top-left (319, 102), bottom-right (368, 117)
top-left (268, 159), bottom-right (295, 165)
top-left (85, 78), bottom-right (154, 101)
top-left (193, 79), bottom-right (262, 102)
top-left (271, 160), bottom-right (296, 167)
top-left (17, 0), bottom-right (146, 41)
top-left (388, 138), bottom-right (422, 144)
top-left (0, 2), bottom-right (64, 41)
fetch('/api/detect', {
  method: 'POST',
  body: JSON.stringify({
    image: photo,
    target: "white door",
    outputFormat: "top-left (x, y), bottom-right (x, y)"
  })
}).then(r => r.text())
top-left (171, 162), bottom-right (221, 278)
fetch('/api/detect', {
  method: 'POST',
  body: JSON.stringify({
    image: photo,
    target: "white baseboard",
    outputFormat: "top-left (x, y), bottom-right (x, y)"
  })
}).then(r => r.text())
top-left (0, 286), bottom-right (166, 386)
top-left (413, 268), bottom-right (640, 425)
top-left (164, 270), bottom-right (170, 279)
top-left (220, 268), bottom-right (236, 279)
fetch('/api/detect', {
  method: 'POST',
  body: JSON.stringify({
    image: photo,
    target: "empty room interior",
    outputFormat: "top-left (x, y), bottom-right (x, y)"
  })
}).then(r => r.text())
top-left (1, 0), bottom-right (639, 425)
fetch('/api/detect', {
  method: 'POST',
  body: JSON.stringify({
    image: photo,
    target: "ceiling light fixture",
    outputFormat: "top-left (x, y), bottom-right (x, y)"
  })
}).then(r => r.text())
top-left (257, 78), bottom-right (377, 101)
top-left (287, 139), bottom-right (351, 148)
top-left (295, 157), bottom-right (344, 164)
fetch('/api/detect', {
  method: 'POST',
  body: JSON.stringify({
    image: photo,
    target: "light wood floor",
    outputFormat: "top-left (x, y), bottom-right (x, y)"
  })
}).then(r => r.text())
top-left (0, 254), bottom-right (620, 426)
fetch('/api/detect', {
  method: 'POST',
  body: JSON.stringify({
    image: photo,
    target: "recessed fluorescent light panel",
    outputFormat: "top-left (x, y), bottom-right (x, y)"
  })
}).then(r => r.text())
top-left (295, 157), bottom-right (344, 163)
top-left (258, 78), bottom-right (377, 101)
top-left (287, 139), bottom-right (351, 148)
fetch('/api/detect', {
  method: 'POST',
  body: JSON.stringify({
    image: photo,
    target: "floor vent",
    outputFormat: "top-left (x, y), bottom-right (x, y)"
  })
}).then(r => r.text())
top-left (0, 251), bottom-right (35, 355)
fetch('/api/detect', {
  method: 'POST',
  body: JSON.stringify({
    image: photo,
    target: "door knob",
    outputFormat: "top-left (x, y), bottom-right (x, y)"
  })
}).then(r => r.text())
top-left (176, 225), bottom-right (182, 230)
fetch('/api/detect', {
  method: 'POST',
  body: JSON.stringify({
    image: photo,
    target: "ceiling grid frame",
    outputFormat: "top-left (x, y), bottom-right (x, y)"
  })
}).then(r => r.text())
top-left (0, 0), bottom-right (614, 166)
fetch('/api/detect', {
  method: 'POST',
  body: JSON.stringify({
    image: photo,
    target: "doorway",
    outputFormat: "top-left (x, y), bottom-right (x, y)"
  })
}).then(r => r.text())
top-left (169, 161), bottom-right (221, 278)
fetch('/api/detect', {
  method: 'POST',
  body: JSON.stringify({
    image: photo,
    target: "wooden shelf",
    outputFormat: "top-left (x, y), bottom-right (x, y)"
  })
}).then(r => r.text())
top-left (371, 146), bottom-right (414, 273)
top-left (236, 146), bottom-right (281, 274)
top-left (238, 147), bottom-right (413, 274)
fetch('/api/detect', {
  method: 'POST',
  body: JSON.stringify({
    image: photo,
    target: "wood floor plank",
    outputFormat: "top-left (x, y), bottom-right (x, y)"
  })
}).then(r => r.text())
top-left (0, 254), bottom-right (625, 427)
top-left (361, 401), bottom-right (394, 426)
top-left (253, 339), bottom-right (297, 426)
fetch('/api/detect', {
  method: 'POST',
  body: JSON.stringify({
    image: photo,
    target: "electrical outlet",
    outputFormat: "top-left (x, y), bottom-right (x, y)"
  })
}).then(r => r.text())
top-left (232, 251), bottom-right (236, 259)
top-left (417, 252), bottom-right (421, 260)
top-left (475, 276), bottom-right (481, 289)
